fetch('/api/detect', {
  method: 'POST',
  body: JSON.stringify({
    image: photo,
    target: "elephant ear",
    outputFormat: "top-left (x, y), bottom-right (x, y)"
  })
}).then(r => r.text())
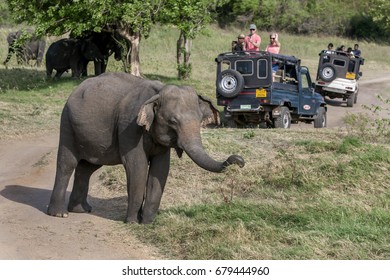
top-left (198, 95), bottom-right (221, 127)
top-left (137, 94), bottom-right (160, 132)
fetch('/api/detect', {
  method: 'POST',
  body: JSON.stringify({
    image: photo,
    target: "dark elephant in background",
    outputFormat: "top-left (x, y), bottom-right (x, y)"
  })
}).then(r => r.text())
top-left (3, 29), bottom-right (46, 67)
top-left (72, 31), bottom-right (123, 76)
top-left (45, 38), bottom-right (104, 78)
top-left (47, 72), bottom-right (245, 224)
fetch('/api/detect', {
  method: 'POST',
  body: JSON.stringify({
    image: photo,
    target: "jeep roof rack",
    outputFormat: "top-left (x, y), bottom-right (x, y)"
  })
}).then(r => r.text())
top-left (216, 51), bottom-right (300, 66)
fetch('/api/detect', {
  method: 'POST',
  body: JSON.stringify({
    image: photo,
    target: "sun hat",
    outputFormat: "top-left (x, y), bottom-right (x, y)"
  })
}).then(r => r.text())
top-left (238, 34), bottom-right (245, 39)
top-left (249, 24), bottom-right (256, 30)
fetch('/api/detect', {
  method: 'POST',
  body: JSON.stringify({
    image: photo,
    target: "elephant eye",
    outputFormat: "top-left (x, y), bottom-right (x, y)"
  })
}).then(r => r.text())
top-left (168, 118), bottom-right (178, 126)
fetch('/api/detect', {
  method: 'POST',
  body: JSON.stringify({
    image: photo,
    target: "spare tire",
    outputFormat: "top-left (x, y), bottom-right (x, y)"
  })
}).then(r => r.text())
top-left (319, 63), bottom-right (337, 82)
top-left (216, 69), bottom-right (244, 98)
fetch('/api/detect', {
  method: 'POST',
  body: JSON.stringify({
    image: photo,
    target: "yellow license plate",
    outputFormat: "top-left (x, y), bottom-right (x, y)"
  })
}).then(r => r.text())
top-left (256, 88), bottom-right (267, 98)
top-left (346, 72), bottom-right (356, 79)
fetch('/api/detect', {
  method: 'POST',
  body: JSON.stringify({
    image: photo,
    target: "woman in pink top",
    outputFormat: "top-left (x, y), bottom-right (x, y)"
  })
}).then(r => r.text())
top-left (266, 33), bottom-right (281, 73)
top-left (244, 24), bottom-right (261, 51)
top-left (266, 33), bottom-right (281, 54)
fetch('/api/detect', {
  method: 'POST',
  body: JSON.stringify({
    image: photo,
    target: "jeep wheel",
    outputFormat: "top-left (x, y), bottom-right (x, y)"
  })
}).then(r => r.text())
top-left (226, 118), bottom-right (238, 128)
top-left (319, 63), bottom-right (337, 82)
top-left (347, 92), bottom-right (355, 107)
top-left (354, 88), bottom-right (359, 104)
top-left (314, 107), bottom-right (327, 128)
top-left (217, 69), bottom-right (244, 98)
top-left (273, 106), bottom-right (291, 129)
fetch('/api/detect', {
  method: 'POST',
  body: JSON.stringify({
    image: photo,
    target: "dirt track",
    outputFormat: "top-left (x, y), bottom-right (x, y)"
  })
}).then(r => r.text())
top-left (0, 75), bottom-right (389, 259)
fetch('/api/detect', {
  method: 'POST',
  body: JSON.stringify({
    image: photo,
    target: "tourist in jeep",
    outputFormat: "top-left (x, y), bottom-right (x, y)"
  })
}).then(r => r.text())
top-left (266, 33), bottom-right (281, 76)
top-left (353, 43), bottom-right (361, 57)
top-left (244, 24), bottom-right (261, 51)
top-left (232, 34), bottom-right (246, 52)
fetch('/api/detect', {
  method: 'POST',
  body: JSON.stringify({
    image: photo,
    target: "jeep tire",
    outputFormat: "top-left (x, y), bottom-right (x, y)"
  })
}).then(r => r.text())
top-left (273, 106), bottom-right (291, 128)
top-left (217, 69), bottom-right (244, 98)
top-left (319, 63), bottom-right (337, 82)
top-left (354, 88), bottom-right (359, 104)
top-left (347, 92), bottom-right (355, 107)
top-left (314, 107), bottom-right (327, 128)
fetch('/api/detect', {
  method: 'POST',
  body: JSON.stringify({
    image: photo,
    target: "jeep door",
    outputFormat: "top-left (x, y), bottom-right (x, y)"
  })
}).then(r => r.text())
top-left (299, 67), bottom-right (317, 115)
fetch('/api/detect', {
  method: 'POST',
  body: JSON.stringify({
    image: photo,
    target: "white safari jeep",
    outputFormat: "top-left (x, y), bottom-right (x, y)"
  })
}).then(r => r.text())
top-left (314, 50), bottom-right (364, 107)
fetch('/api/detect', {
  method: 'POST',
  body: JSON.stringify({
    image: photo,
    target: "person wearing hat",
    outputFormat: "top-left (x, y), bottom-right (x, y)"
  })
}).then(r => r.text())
top-left (232, 33), bottom-right (246, 52)
top-left (244, 24), bottom-right (261, 51)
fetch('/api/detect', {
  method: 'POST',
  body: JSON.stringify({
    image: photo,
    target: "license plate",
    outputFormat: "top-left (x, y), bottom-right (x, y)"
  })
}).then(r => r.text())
top-left (240, 105), bottom-right (251, 109)
top-left (256, 88), bottom-right (267, 98)
top-left (346, 72), bottom-right (356, 79)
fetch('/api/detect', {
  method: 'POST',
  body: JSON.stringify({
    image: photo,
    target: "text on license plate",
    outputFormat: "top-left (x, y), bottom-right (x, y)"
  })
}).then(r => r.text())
top-left (240, 105), bottom-right (251, 109)
top-left (256, 88), bottom-right (267, 98)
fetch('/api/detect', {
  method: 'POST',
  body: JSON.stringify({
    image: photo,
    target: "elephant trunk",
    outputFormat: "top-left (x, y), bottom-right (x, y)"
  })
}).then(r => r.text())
top-left (178, 126), bottom-right (245, 173)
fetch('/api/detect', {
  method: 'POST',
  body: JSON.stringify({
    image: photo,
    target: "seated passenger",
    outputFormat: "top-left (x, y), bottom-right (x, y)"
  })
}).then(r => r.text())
top-left (353, 43), bottom-right (361, 57)
top-left (336, 45), bottom-right (345, 52)
top-left (232, 34), bottom-right (246, 52)
top-left (265, 33), bottom-right (281, 79)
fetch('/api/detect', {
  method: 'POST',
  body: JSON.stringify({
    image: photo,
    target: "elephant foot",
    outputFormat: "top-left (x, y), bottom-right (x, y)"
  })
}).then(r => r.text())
top-left (125, 215), bottom-right (141, 224)
top-left (47, 204), bottom-right (69, 218)
top-left (68, 202), bottom-right (92, 213)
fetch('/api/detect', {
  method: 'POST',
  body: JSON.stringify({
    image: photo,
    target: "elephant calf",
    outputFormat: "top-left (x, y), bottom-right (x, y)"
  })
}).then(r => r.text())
top-left (47, 72), bottom-right (245, 224)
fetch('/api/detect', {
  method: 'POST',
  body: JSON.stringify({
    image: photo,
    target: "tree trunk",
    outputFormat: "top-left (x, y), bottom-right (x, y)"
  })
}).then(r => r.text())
top-left (129, 31), bottom-right (141, 77)
top-left (176, 31), bottom-right (184, 67)
top-left (176, 31), bottom-right (192, 80)
top-left (116, 25), bottom-right (142, 77)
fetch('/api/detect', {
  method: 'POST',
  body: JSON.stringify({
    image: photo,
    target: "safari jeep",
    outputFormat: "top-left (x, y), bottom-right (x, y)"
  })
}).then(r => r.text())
top-left (314, 50), bottom-right (364, 107)
top-left (215, 51), bottom-right (327, 128)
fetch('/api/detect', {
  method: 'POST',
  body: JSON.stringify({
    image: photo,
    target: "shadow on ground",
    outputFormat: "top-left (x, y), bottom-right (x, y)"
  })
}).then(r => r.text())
top-left (0, 184), bottom-right (127, 222)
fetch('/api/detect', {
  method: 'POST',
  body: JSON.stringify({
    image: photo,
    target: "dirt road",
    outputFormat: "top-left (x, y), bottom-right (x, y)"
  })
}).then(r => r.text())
top-left (0, 76), bottom-right (389, 259)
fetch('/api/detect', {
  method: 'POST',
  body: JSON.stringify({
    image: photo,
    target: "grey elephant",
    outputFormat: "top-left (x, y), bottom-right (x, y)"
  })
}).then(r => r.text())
top-left (47, 72), bottom-right (245, 224)
top-left (72, 30), bottom-right (123, 76)
top-left (45, 38), bottom-right (104, 78)
top-left (3, 29), bottom-right (46, 67)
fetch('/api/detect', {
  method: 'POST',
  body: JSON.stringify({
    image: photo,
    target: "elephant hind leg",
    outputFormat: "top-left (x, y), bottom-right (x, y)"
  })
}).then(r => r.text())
top-left (47, 145), bottom-right (78, 218)
top-left (68, 160), bottom-right (101, 213)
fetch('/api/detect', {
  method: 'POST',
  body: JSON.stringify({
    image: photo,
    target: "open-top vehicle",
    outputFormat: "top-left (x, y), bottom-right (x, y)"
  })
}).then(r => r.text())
top-left (314, 50), bottom-right (364, 107)
top-left (215, 51), bottom-right (327, 128)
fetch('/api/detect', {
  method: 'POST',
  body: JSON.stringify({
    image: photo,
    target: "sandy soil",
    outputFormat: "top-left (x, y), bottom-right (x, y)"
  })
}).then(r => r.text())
top-left (0, 75), bottom-right (389, 260)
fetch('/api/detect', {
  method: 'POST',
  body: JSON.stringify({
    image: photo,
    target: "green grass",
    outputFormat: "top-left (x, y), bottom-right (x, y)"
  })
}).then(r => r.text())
top-left (1, 25), bottom-right (390, 259)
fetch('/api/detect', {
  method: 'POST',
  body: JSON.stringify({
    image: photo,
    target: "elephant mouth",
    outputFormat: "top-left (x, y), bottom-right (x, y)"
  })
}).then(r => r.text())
top-left (156, 135), bottom-right (178, 148)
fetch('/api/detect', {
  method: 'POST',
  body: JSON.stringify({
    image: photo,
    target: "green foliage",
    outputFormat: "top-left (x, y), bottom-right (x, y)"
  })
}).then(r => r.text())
top-left (0, 0), bottom-right (13, 25)
top-left (176, 62), bottom-right (192, 80)
top-left (6, 0), bottom-right (160, 37)
top-left (216, 0), bottom-right (384, 40)
top-left (369, 0), bottom-right (390, 33)
top-left (243, 130), bottom-right (255, 139)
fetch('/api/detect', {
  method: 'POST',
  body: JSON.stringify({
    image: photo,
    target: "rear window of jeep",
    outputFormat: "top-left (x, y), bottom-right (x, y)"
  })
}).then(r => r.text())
top-left (235, 60), bottom-right (253, 75)
top-left (257, 59), bottom-right (268, 78)
top-left (333, 59), bottom-right (346, 67)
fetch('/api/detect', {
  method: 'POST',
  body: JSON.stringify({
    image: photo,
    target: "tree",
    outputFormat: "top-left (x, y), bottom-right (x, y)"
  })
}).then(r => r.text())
top-left (369, 0), bottom-right (390, 33)
top-left (6, 0), bottom-right (164, 76)
top-left (160, 0), bottom-right (226, 80)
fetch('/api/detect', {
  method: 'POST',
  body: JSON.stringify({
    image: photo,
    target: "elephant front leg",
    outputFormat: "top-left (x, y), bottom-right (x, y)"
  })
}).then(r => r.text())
top-left (124, 155), bottom-right (149, 223)
top-left (68, 160), bottom-right (102, 213)
top-left (141, 151), bottom-right (170, 224)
